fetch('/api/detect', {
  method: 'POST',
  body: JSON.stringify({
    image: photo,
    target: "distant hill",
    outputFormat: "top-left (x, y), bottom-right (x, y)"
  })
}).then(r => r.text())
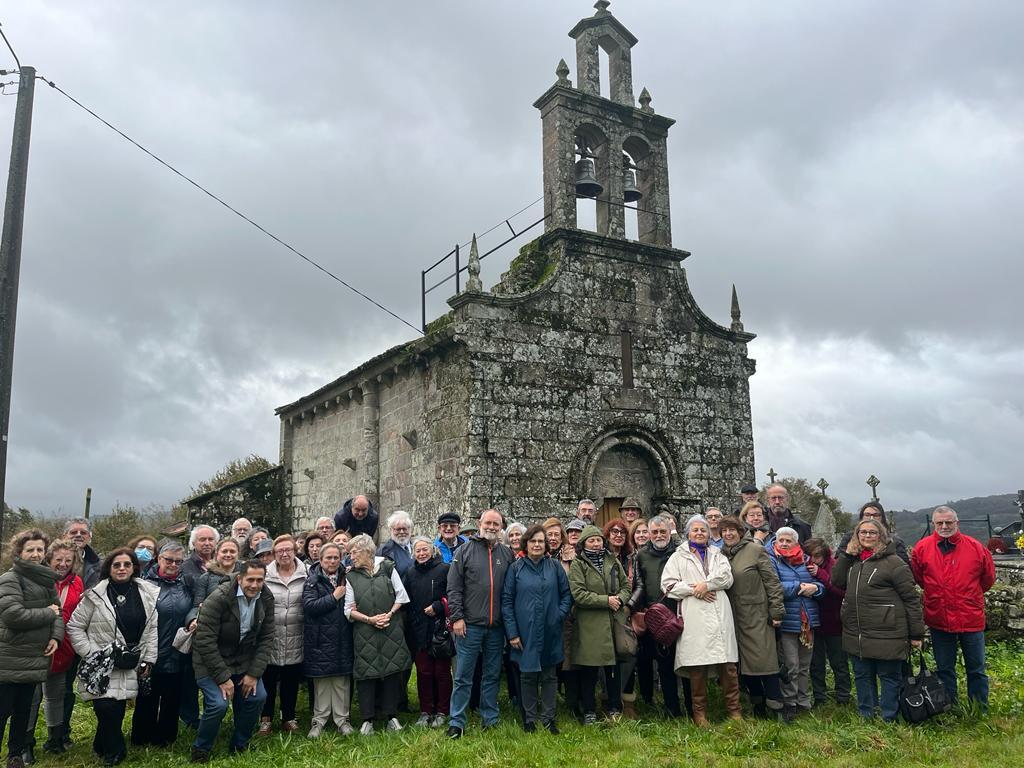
top-left (890, 493), bottom-right (1021, 545)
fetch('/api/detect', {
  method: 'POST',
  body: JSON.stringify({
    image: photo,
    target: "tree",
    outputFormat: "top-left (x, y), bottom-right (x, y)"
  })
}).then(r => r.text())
top-left (763, 477), bottom-right (854, 533)
top-left (189, 454), bottom-right (275, 498)
top-left (91, 503), bottom-right (147, 555)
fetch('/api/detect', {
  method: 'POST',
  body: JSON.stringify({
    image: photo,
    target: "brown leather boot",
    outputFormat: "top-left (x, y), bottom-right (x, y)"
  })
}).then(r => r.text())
top-left (720, 662), bottom-right (743, 720)
top-left (688, 666), bottom-right (709, 727)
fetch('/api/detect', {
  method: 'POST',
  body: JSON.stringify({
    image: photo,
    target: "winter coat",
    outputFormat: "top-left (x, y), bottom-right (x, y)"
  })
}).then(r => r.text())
top-left (434, 535), bottom-right (466, 564)
top-left (347, 560), bottom-right (412, 681)
top-left (447, 536), bottom-right (515, 628)
top-left (502, 555), bottom-right (572, 673)
top-left (627, 540), bottom-right (678, 611)
top-left (911, 531), bottom-right (995, 634)
top-left (0, 559), bottom-right (64, 684)
top-left (403, 556), bottom-right (449, 651)
top-left (51, 570), bottom-right (84, 674)
top-left (302, 563), bottom-right (353, 678)
top-left (143, 567), bottom-right (193, 674)
top-left (768, 509), bottom-right (812, 543)
top-left (833, 542), bottom-right (925, 660)
top-left (192, 580), bottom-right (275, 684)
top-left (81, 546), bottom-right (101, 590)
top-left (661, 543), bottom-right (737, 672)
top-left (67, 579), bottom-right (158, 700)
top-left (181, 551), bottom-right (209, 589)
top-left (265, 559), bottom-right (307, 666)
top-left (810, 550), bottom-right (844, 637)
top-left (377, 539), bottom-right (414, 579)
top-left (186, 562), bottom-right (236, 624)
top-left (838, 530), bottom-right (909, 564)
top-left (723, 536), bottom-right (784, 676)
top-left (568, 546), bottom-right (629, 668)
top-left (768, 549), bottom-right (824, 634)
top-left (333, 497), bottom-right (379, 540)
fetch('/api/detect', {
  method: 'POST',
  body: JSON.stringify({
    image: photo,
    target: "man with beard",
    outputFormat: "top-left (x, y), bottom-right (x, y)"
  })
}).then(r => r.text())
top-left (765, 485), bottom-right (812, 544)
top-left (445, 509), bottom-right (514, 738)
top-left (575, 499), bottom-right (597, 524)
top-left (376, 511), bottom-right (414, 579)
top-left (627, 514), bottom-right (689, 717)
top-left (231, 519), bottom-right (252, 546)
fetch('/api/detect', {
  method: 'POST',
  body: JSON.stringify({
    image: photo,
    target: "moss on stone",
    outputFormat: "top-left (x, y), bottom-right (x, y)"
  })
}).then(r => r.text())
top-left (424, 312), bottom-right (454, 336)
top-left (494, 238), bottom-right (559, 295)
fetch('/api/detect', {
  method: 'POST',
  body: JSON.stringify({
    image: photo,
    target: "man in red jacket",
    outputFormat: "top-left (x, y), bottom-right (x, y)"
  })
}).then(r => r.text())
top-left (911, 505), bottom-right (995, 709)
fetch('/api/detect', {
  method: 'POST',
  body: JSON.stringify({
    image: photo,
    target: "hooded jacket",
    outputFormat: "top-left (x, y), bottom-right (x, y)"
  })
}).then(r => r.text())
top-left (568, 526), bottom-right (629, 668)
top-left (187, 560), bottom-right (238, 624)
top-left (143, 565), bottom-right (193, 673)
top-left (333, 497), bottom-right (380, 540)
top-left (0, 559), bottom-right (65, 684)
top-left (911, 531), bottom-right (995, 634)
top-left (265, 559), bottom-right (307, 666)
top-left (768, 547), bottom-right (824, 633)
top-left (192, 579), bottom-right (275, 683)
top-left (446, 535), bottom-right (514, 628)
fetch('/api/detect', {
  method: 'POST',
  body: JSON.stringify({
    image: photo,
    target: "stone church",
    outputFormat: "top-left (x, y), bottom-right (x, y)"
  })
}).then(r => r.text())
top-left (275, 2), bottom-right (756, 532)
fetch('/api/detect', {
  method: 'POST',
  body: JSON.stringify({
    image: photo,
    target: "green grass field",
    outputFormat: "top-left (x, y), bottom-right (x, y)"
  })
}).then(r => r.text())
top-left (33, 642), bottom-right (1024, 768)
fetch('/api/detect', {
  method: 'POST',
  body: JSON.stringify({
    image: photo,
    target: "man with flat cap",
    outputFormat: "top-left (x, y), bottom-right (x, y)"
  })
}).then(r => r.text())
top-left (734, 483), bottom-right (760, 515)
top-left (434, 513), bottom-right (467, 564)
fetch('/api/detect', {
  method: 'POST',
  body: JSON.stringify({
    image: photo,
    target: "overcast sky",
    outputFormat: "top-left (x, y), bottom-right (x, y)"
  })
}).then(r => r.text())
top-left (1, 0), bottom-right (1021, 521)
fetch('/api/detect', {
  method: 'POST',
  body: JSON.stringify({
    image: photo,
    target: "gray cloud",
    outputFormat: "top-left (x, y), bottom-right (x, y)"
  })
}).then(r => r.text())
top-left (2, 0), bottom-right (1021, 517)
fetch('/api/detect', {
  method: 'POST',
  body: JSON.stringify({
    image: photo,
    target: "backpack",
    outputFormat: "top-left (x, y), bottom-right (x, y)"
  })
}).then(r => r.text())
top-left (900, 651), bottom-right (952, 724)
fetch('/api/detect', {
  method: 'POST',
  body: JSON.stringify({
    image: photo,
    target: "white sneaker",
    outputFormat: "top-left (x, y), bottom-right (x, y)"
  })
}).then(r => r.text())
top-left (430, 714), bottom-right (447, 728)
top-left (385, 718), bottom-right (403, 732)
top-left (414, 713), bottom-right (431, 727)
top-left (337, 720), bottom-right (354, 736)
top-left (359, 721), bottom-right (374, 736)
top-left (307, 723), bottom-right (323, 739)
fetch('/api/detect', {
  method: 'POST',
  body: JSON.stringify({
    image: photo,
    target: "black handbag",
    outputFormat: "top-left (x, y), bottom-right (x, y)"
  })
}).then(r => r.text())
top-left (111, 642), bottom-right (142, 670)
top-left (428, 597), bottom-right (455, 659)
top-left (900, 651), bottom-right (952, 724)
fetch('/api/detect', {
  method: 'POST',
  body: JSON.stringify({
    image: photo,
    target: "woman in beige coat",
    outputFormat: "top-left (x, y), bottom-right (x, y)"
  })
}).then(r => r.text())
top-left (660, 515), bottom-right (741, 725)
top-left (68, 548), bottom-right (158, 766)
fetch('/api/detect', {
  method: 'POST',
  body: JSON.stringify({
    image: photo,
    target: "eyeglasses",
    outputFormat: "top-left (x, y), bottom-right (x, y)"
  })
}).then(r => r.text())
top-left (160, 558), bottom-right (184, 565)
top-left (609, 529), bottom-right (626, 535)
top-left (858, 531), bottom-right (880, 537)
top-left (111, 562), bottom-right (133, 570)
top-left (934, 521), bottom-right (957, 527)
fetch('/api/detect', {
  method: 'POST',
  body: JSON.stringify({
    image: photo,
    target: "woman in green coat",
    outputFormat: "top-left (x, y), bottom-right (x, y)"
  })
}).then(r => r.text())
top-left (720, 517), bottom-right (785, 718)
top-left (568, 525), bottom-right (629, 725)
top-left (344, 534), bottom-right (411, 735)
top-left (0, 529), bottom-right (63, 768)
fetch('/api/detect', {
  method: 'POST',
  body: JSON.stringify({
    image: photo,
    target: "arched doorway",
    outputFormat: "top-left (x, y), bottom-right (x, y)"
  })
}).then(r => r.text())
top-left (590, 443), bottom-right (657, 527)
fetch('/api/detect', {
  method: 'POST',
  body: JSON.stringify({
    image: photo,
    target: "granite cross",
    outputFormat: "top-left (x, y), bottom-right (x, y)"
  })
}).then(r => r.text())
top-left (767, 467), bottom-right (778, 484)
top-left (866, 474), bottom-right (880, 502)
top-left (817, 478), bottom-right (829, 497)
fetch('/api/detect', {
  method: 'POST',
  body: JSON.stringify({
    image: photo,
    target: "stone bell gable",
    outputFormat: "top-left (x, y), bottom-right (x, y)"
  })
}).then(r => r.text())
top-left (276, 2), bottom-right (756, 532)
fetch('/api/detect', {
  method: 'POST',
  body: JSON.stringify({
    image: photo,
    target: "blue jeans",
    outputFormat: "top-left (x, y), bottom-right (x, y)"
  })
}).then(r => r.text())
top-left (851, 656), bottom-right (902, 721)
top-left (930, 628), bottom-right (988, 709)
top-left (448, 625), bottom-right (504, 729)
top-left (194, 675), bottom-right (267, 752)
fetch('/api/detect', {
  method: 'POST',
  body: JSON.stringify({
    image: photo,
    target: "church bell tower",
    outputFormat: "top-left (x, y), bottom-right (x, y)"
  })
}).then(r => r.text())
top-left (534, 1), bottom-right (675, 247)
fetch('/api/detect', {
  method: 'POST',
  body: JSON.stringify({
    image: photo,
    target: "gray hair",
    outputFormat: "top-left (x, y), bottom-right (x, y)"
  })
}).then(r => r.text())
top-left (648, 514), bottom-right (674, 529)
top-left (684, 515), bottom-right (710, 535)
top-left (505, 521), bottom-right (526, 537)
top-left (387, 510), bottom-right (413, 530)
top-left (188, 525), bottom-right (220, 550)
top-left (314, 516), bottom-right (334, 528)
top-left (231, 517), bottom-right (252, 530)
top-left (577, 498), bottom-right (595, 508)
top-left (63, 517), bottom-right (92, 533)
top-left (775, 526), bottom-right (799, 541)
top-left (159, 541), bottom-right (185, 557)
top-left (347, 533), bottom-right (377, 557)
top-left (932, 505), bottom-right (958, 520)
top-left (411, 535), bottom-right (438, 556)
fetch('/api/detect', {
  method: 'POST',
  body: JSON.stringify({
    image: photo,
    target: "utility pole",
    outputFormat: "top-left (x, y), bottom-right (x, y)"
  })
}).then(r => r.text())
top-left (0, 64), bottom-right (36, 546)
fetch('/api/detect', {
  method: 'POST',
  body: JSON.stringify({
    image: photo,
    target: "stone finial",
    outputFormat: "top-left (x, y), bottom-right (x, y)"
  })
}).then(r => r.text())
top-left (466, 233), bottom-right (483, 292)
top-left (730, 284), bottom-right (744, 332)
top-left (556, 58), bottom-right (571, 86)
top-left (638, 86), bottom-right (653, 112)
top-left (594, 0), bottom-right (611, 15)
top-left (812, 496), bottom-right (839, 548)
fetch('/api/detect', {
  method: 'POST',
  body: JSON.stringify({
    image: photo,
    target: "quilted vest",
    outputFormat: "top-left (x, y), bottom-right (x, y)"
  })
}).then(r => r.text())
top-left (347, 561), bottom-right (411, 681)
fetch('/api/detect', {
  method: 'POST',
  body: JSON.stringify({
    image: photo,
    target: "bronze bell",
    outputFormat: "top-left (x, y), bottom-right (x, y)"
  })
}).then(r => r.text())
top-left (623, 168), bottom-right (642, 203)
top-left (574, 158), bottom-right (603, 198)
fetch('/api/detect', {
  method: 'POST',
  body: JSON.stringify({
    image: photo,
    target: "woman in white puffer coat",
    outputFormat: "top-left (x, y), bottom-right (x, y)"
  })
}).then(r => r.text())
top-left (660, 515), bottom-right (742, 726)
top-left (259, 534), bottom-right (308, 734)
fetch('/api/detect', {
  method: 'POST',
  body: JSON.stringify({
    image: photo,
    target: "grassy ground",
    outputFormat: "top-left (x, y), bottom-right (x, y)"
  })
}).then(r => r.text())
top-left (31, 642), bottom-right (1024, 768)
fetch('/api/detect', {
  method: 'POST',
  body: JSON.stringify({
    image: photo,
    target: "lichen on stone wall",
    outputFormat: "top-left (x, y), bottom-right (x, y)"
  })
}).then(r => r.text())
top-left (493, 238), bottom-right (559, 295)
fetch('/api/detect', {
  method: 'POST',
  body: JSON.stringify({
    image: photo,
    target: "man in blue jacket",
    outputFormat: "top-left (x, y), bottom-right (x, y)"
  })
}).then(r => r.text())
top-left (434, 512), bottom-right (467, 564)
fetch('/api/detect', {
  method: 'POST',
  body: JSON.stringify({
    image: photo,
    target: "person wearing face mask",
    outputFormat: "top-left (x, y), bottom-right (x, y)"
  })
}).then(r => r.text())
top-left (127, 537), bottom-right (157, 574)
top-left (661, 516), bottom-right (741, 726)
top-left (502, 525), bottom-right (571, 734)
top-left (445, 509), bottom-right (514, 739)
top-left (0, 529), bottom-right (63, 768)
top-left (23, 539), bottom-right (82, 762)
top-left (568, 525), bottom-right (630, 725)
top-left (133, 542), bottom-right (193, 748)
top-left (68, 549), bottom-right (158, 767)
top-left (626, 514), bottom-right (688, 718)
top-left (376, 512), bottom-right (415, 579)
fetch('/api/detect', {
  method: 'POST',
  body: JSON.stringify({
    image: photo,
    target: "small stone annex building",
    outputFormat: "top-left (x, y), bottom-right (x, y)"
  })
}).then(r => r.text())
top-left (275, 2), bottom-right (757, 533)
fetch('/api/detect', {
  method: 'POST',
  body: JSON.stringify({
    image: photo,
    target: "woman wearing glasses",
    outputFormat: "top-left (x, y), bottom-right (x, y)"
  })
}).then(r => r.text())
top-left (132, 542), bottom-right (194, 748)
top-left (68, 549), bottom-right (158, 766)
top-left (832, 517), bottom-right (924, 722)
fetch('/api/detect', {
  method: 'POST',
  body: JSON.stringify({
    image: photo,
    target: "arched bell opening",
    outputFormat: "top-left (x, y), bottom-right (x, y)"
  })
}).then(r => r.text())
top-left (622, 135), bottom-right (651, 243)
top-left (574, 123), bottom-right (609, 235)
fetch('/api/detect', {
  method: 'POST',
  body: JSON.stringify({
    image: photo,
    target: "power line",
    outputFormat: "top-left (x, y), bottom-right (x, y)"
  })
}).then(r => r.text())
top-left (36, 75), bottom-right (424, 335)
top-left (0, 23), bottom-right (21, 71)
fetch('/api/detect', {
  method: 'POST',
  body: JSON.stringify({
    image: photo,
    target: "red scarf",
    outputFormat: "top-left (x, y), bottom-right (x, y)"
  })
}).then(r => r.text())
top-left (773, 540), bottom-right (805, 566)
top-left (859, 549), bottom-right (874, 561)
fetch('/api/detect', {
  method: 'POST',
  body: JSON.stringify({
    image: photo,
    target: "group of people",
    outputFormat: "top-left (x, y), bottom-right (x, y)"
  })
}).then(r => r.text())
top-left (0, 485), bottom-right (997, 766)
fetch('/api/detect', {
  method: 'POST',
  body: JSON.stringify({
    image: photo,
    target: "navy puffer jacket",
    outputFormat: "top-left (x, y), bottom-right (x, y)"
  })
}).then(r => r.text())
top-left (143, 566), bottom-right (193, 673)
top-left (302, 563), bottom-right (353, 678)
top-left (768, 550), bottom-right (824, 633)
